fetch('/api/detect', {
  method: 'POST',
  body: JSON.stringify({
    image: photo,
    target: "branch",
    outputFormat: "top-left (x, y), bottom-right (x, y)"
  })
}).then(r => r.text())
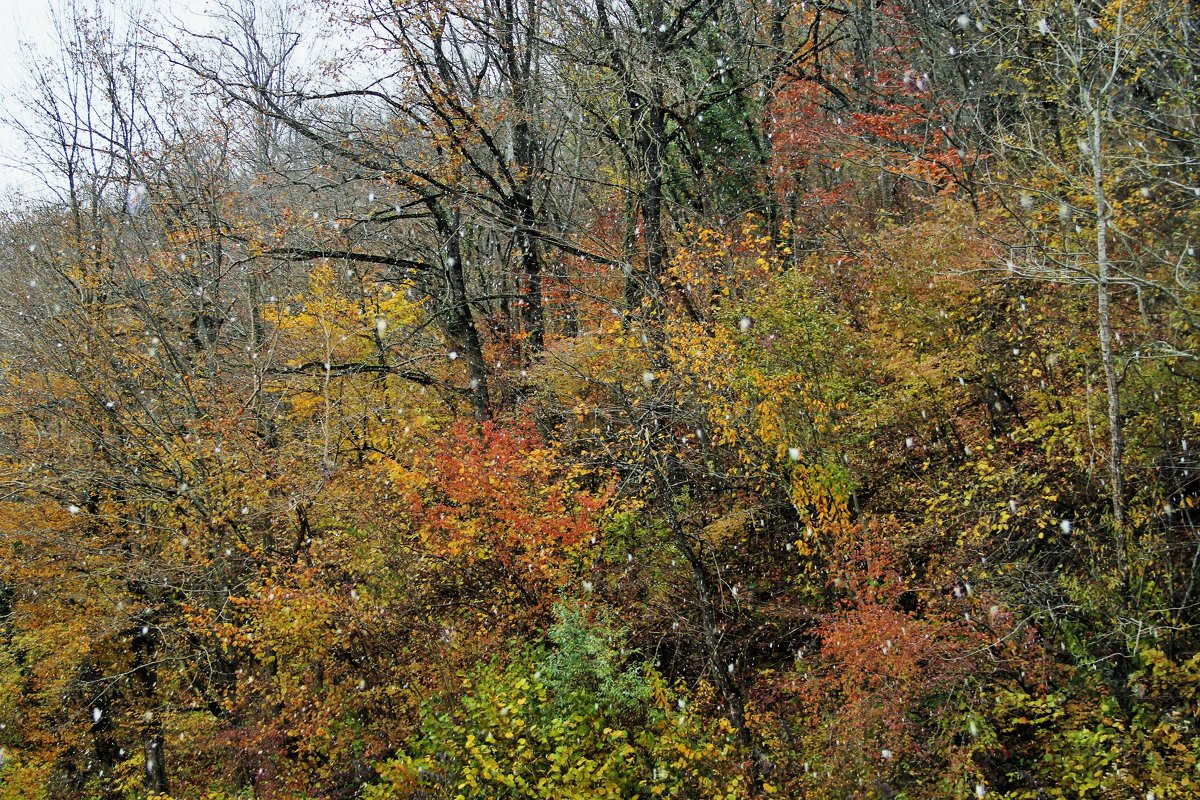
top-left (258, 246), bottom-right (436, 273)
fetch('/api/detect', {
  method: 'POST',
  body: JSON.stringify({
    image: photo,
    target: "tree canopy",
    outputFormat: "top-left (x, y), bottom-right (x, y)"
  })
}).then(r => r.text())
top-left (0, 0), bottom-right (1197, 798)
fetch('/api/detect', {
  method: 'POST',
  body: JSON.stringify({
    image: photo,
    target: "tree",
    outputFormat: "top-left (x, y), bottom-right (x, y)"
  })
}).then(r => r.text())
top-left (984, 0), bottom-right (1200, 573)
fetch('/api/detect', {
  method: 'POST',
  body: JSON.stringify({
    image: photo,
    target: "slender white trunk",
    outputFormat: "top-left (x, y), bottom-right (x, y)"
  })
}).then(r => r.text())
top-left (1088, 97), bottom-right (1127, 570)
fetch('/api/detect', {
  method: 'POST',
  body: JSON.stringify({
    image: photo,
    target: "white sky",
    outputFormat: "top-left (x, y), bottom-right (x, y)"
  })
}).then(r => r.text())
top-left (0, 0), bottom-right (222, 206)
top-left (0, 0), bottom-right (57, 201)
top-left (0, 1), bottom-right (357, 207)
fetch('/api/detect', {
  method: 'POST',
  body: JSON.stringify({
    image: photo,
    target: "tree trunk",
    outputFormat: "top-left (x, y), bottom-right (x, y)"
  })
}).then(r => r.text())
top-left (502, 0), bottom-right (546, 356)
top-left (1088, 97), bottom-right (1127, 572)
top-left (435, 205), bottom-right (491, 419)
top-left (132, 624), bottom-right (169, 795)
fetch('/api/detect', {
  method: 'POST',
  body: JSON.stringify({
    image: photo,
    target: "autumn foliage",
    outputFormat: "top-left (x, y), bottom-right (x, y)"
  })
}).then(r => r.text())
top-left (0, 0), bottom-right (1198, 798)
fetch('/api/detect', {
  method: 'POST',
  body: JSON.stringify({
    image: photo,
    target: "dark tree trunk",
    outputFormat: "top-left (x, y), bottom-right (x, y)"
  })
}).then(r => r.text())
top-left (434, 204), bottom-right (491, 419)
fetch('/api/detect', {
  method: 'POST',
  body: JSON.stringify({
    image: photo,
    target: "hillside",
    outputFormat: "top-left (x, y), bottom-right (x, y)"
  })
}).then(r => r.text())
top-left (0, 0), bottom-right (1197, 797)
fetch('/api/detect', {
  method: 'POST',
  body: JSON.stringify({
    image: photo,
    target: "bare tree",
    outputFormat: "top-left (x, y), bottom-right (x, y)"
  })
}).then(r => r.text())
top-left (984, 0), bottom-right (1200, 573)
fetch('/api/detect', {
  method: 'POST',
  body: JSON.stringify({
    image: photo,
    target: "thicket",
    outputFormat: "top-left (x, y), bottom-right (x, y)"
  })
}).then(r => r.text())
top-left (0, 0), bottom-right (1197, 797)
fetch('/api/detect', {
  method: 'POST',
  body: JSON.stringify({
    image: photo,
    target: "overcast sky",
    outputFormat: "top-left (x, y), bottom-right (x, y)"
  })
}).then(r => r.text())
top-left (0, 0), bottom-right (217, 206)
top-left (0, 1), bottom-right (355, 207)
top-left (0, 0), bottom-right (57, 201)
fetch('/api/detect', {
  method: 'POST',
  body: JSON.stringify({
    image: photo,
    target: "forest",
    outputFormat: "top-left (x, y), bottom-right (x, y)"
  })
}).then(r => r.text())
top-left (0, 0), bottom-right (1196, 797)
